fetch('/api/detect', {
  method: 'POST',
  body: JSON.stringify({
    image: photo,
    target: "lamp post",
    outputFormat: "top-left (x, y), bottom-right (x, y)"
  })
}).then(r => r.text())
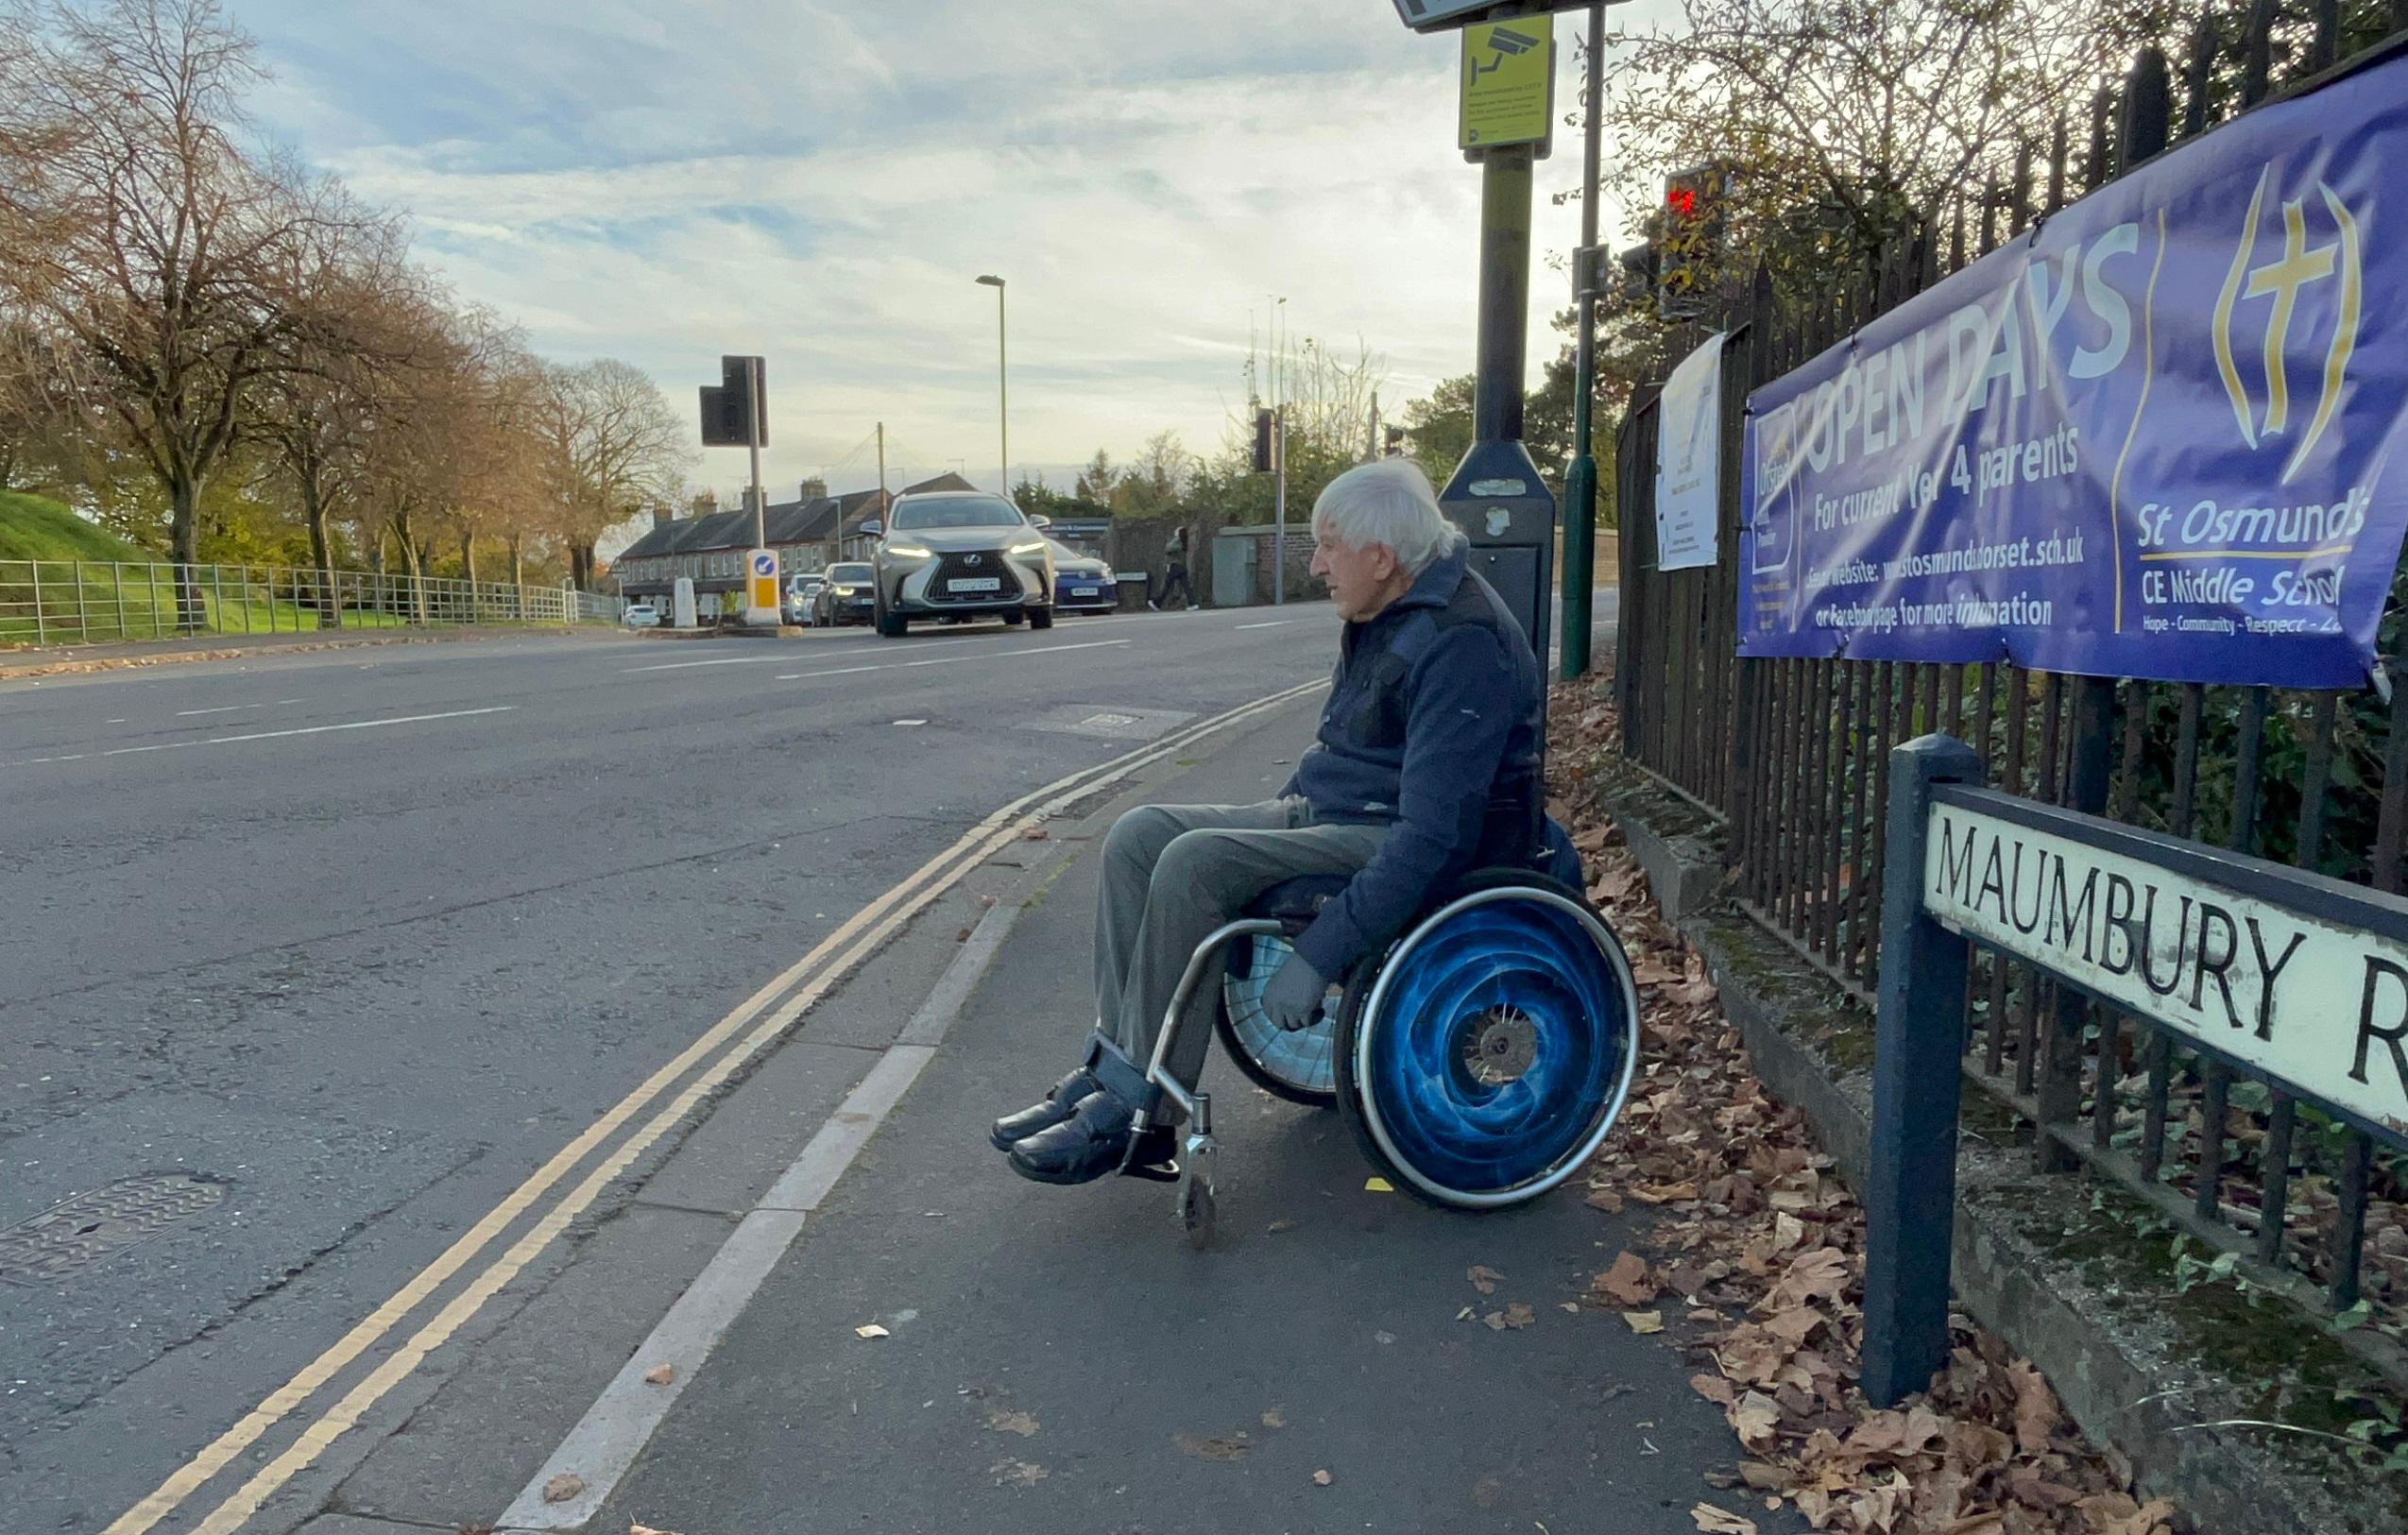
top-left (975, 274), bottom-right (1007, 497)
top-left (1272, 295), bottom-right (1288, 605)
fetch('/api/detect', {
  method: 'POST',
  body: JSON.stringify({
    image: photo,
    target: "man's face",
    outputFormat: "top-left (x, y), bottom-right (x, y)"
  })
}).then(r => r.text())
top-left (1311, 528), bottom-right (1401, 622)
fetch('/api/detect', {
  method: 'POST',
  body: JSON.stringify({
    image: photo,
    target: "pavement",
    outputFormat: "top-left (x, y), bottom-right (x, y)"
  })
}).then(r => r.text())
top-left (0, 590), bottom-right (1761, 1535)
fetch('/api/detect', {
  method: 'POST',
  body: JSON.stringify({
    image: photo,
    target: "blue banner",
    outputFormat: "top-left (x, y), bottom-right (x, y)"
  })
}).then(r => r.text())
top-left (1739, 50), bottom-right (2408, 689)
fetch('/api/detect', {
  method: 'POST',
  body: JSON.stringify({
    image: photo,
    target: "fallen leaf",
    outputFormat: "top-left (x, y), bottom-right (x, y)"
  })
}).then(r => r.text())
top-left (1266, 1219), bottom-right (1295, 1234)
top-left (1173, 1431), bottom-right (1251, 1461)
top-left (1622, 1309), bottom-right (1665, 1334)
top-left (1584, 1185), bottom-right (1626, 1214)
top-left (1312, 1469), bottom-right (1334, 1486)
top-left (1728, 1390), bottom-right (1781, 1448)
top-left (629, 1524), bottom-right (684, 1535)
top-left (1021, 827), bottom-right (1050, 841)
top-left (1689, 1373), bottom-right (1736, 1407)
top-left (985, 1407), bottom-right (1039, 1437)
top-left (540, 1474), bottom-right (583, 1504)
top-left (988, 1458), bottom-right (1048, 1488)
top-left (1503, 1303), bottom-right (1535, 1329)
top-left (1364, 1176), bottom-right (1394, 1193)
top-left (1261, 1407), bottom-right (1287, 1428)
top-left (1482, 1310), bottom-right (1507, 1331)
top-left (1596, 1251), bottom-right (1657, 1306)
top-left (641, 1364), bottom-right (675, 1386)
top-left (1467, 1263), bottom-right (1506, 1295)
top-left (854, 1323), bottom-right (890, 1340)
top-left (2007, 1359), bottom-right (2058, 1454)
top-left (1630, 1181), bottom-right (1700, 1205)
top-left (1561, 1301), bottom-right (1582, 1313)
top-left (1689, 1505), bottom-right (1758, 1535)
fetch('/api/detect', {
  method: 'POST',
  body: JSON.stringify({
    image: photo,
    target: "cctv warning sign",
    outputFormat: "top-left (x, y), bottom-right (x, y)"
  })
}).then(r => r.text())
top-left (1458, 17), bottom-right (1552, 152)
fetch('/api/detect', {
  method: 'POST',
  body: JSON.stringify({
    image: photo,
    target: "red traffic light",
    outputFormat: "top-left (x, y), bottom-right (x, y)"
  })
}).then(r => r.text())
top-left (1666, 184), bottom-right (1699, 218)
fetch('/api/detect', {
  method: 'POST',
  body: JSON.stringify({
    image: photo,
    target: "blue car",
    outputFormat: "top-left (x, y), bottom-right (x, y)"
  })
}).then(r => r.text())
top-left (1047, 541), bottom-right (1119, 614)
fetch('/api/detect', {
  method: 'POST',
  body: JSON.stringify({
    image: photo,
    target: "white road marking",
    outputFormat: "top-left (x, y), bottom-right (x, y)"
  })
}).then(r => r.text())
top-left (772, 664), bottom-right (882, 681)
top-left (893, 719), bottom-right (927, 726)
top-left (902, 637), bottom-right (1126, 667)
top-left (1236, 620), bottom-right (1294, 630)
top-left (7, 708), bottom-right (516, 767)
top-left (620, 636), bottom-right (987, 674)
top-left (175, 705), bottom-right (249, 716)
top-left (771, 637), bottom-right (1130, 684)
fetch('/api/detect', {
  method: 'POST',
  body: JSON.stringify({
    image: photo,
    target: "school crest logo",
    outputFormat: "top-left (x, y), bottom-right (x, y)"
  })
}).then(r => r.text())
top-left (2212, 164), bottom-right (2364, 484)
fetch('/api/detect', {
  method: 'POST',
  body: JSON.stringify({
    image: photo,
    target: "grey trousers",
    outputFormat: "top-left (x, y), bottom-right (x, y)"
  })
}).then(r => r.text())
top-left (1094, 797), bottom-right (1389, 1099)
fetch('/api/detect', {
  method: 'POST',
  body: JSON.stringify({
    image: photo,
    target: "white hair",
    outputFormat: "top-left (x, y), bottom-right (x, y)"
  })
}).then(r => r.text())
top-left (1310, 458), bottom-right (1466, 575)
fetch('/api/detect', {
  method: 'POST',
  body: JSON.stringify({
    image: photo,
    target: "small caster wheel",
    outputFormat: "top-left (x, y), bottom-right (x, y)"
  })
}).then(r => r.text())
top-left (1178, 1177), bottom-right (1216, 1250)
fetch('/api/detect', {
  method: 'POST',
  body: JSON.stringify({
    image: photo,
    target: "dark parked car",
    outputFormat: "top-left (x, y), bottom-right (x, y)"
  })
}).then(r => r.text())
top-left (1047, 540), bottom-right (1119, 614)
top-left (864, 491), bottom-right (1056, 638)
top-left (812, 562), bottom-right (877, 626)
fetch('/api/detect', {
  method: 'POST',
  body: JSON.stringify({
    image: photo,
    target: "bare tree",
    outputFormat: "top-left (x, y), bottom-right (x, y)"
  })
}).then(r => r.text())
top-left (537, 359), bottom-right (689, 590)
top-left (0, 0), bottom-right (376, 619)
top-left (1597, 0), bottom-right (2128, 270)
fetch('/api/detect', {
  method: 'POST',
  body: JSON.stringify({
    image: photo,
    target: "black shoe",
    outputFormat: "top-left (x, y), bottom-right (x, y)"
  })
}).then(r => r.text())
top-left (1007, 1090), bottom-right (1135, 1185)
top-left (990, 1068), bottom-right (1102, 1151)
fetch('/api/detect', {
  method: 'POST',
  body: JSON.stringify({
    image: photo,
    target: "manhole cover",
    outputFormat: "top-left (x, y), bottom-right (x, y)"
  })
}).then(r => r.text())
top-left (0, 1173), bottom-right (227, 1284)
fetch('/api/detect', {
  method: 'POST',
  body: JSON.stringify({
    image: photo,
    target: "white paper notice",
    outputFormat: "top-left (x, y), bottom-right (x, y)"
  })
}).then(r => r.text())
top-left (1654, 333), bottom-right (1727, 571)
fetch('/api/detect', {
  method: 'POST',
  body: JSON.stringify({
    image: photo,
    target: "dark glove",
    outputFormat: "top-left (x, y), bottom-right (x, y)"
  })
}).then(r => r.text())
top-left (1260, 951), bottom-right (1328, 1032)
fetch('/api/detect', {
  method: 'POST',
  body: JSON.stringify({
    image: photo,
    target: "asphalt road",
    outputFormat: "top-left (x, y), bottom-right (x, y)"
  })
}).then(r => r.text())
top-left (0, 591), bottom-right (1628, 1535)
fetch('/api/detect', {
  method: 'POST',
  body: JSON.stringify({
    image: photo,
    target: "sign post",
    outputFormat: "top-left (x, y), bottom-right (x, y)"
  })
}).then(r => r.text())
top-left (1861, 731), bottom-right (2408, 1406)
top-left (1436, 14), bottom-right (1557, 672)
top-left (699, 354), bottom-right (774, 626)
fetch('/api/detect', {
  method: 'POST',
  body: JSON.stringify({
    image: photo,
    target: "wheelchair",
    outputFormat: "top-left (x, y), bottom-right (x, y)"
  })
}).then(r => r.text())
top-left (1118, 850), bottom-right (1643, 1248)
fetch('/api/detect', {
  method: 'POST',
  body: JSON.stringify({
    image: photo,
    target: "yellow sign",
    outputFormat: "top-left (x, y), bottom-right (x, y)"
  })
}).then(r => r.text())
top-left (1458, 16), bottom-right (1552, 153)
top-left (746, 547), bottom-right (781, 616)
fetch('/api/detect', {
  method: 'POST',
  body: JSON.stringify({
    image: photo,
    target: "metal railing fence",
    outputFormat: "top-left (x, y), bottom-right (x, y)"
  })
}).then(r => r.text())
top-left (0, 559), bottom-right (621, 647)
top-left (1614, 8), bottom-right (2408, 1381)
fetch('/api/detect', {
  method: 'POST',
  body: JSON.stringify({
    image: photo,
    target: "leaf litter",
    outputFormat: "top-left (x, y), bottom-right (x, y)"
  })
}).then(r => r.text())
top-left (1546, 678), bottom-right (2189, 1535)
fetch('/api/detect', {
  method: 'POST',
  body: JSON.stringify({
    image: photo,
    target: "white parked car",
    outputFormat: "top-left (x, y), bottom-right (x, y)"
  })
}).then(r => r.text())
top-left (622, 603), bottom-right (662, 628)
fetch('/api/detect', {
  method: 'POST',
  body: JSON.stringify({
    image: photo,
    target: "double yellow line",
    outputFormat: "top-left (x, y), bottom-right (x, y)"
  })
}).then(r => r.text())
top-left (110, 678), bottom-right (1326, 1535)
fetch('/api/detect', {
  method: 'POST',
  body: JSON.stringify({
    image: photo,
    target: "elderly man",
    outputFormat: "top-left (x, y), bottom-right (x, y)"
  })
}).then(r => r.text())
top-left (995, 457), bottom-right (1545, 1185)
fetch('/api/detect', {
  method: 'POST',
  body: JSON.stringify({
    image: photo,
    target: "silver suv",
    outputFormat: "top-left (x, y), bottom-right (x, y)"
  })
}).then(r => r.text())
top-left (863, 492), bottom-right (1055, 638)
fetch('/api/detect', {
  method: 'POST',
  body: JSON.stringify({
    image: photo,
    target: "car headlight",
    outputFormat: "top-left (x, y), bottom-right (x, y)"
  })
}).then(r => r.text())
top-left (1008, 539), bottom-right (1047, 556)
top-left (884, 542), bottom-right (936, 559)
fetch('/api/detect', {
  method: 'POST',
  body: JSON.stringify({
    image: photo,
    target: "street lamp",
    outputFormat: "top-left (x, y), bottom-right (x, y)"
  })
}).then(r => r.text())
top-left (975, 274), bottom-right (1007, 497)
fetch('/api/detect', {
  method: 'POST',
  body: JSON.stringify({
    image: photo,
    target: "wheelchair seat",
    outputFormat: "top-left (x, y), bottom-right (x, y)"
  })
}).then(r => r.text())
top-left (1247, 874), bottom-right (1351, 934)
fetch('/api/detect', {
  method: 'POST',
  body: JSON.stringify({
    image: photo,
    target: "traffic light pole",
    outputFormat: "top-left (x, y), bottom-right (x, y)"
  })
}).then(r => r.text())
top-left (1560, 6), bottom-right (1604, 679)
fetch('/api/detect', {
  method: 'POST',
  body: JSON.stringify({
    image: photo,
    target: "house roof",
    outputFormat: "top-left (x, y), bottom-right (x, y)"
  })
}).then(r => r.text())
top-left (619, 471), bottom-right (982, 559)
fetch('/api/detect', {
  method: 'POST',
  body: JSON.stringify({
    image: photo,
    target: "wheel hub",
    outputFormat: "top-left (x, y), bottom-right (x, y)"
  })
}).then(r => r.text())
top-left (1459, 1006), bottom-right (1538, 1086)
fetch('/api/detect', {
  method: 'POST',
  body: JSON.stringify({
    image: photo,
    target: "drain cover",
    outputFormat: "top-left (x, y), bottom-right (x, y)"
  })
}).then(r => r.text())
top-left (0, 1173), bottom-right (226, 1284)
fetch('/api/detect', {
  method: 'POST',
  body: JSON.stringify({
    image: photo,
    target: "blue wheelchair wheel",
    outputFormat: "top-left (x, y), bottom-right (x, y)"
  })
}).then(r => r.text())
top-left (1213, 932), bottom-right (1341, 1106)
top-left (1335, 875), bottom-right (1639, 1208)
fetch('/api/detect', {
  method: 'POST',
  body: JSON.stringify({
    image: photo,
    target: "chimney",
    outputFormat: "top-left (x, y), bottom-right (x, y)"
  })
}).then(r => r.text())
top-left (799, 476), bottom-right (828, 501)
top-left (652, 507), bottom-right (671, 529)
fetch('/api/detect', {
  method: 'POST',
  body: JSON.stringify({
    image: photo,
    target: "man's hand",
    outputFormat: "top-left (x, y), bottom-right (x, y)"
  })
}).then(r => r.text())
top-left (1260, 952), bottom-right (1328, 1032)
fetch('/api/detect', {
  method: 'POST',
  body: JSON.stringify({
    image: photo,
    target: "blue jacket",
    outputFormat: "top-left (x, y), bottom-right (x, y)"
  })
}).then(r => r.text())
top-left (1283, 544), bottom-right (1543, 976)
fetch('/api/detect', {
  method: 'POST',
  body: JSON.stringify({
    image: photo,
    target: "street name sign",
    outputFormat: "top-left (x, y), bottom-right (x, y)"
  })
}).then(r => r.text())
top-left (1923, 787), bottom-right (2408, 1143)
top-left (1458, 16), bottom-right (1553, 153)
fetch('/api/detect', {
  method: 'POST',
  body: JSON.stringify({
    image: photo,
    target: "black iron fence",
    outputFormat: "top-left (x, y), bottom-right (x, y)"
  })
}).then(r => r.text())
top-left (1614, 8), bottom-right (2408, 1384)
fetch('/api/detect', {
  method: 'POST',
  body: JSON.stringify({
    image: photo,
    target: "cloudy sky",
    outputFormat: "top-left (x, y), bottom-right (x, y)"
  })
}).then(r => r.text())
top-left (225, 0), bottom-right (1647, 503)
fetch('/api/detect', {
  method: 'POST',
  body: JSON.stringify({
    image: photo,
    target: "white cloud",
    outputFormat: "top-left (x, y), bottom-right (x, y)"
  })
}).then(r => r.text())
top-left (226, 0), bottom-right (1633, 499)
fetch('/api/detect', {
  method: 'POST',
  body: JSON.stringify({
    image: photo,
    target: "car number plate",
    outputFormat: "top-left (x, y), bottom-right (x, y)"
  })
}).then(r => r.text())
top-left (1069, 587), bottom-right (1099, 598)
top-left (948, 577), bottom-right (1002, 593)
